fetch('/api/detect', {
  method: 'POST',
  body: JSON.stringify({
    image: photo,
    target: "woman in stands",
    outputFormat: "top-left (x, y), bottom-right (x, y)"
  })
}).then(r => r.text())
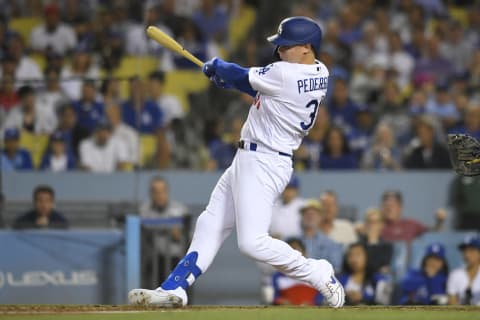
top-left (400, 243), bottom-right (449, 305)
top-left (339, 243), bottom-right (392, 305)
top-left (320, 126), bottom-right (358, 170)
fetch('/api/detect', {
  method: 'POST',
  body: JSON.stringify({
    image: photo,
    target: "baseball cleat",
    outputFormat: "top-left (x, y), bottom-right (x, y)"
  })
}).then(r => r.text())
top-left (128, 288), bottom-right (187, 307)
top-left (314, 259), bottom-right (345, 308)
top-left (319, 274), bottom-right (345, 308)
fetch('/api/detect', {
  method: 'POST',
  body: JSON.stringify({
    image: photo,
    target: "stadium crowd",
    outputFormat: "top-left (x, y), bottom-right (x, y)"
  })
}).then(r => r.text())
top-left (0, 0), bottom-right (479, 171)
top-left (264, 177), bottom-right (480, 306)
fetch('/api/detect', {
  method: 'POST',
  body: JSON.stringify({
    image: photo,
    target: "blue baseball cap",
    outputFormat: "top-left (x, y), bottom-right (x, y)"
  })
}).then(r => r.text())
top-left (50, 130), bottom-right (65, 142)
top-left (4, 127), bottom-right (20, 140)
top-left (286, 175), bottom-right (300, 189)
top-left (458, 235), bottom-right (480, 250)
top-left (425, 243), bottom-right (446, 259)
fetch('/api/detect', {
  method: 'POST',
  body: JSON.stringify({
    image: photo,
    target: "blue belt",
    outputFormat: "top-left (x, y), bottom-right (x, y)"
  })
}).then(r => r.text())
top-left (238, 140), bottom-right (293, 159)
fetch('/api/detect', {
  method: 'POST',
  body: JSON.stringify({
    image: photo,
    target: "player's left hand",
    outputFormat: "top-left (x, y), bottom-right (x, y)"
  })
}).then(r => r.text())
top-left (202, 57), bottom-right (219, 78)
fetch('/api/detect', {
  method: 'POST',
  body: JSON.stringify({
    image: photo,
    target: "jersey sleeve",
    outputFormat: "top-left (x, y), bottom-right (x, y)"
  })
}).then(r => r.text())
top-left (248, 63), bottom-right (284, 96)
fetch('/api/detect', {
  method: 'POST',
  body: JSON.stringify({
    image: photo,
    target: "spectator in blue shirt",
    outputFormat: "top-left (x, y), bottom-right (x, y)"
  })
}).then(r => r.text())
top-left (208, 117), bottom-right (243, 170)
top-left (192, 0), bottom-right (228, 43)
top-left (348, 106), bottom-right (375, 159)
top-left (1, 127), bottom-right (33, 171)
top-left (339, 242), bottom-right (392, 305)
top-left (299, 199), bottom-right (343, 272)
top-left (400, 243), bottom-right (449, 305)
top-left (449, 105), bottom-right (480, 140)
top-left (40, 131), bottom-right (76, 172)
top-left (327, 78), bottom-right (359, 132)
top-left (425, 81), bottom-right (460, 130)
top-left (320, 127), bottom-right (358, 170)
top-left (13, 185), bottom-right (68, 229)
top-left (56, 102), bottom-right (90, 158)
top-left (72, 80), bottom-right (104, 133)
top-left (122, 76), bottom-right (164, 134)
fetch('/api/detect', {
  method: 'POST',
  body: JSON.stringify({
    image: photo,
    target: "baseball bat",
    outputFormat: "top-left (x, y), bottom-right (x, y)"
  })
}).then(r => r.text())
top-left (146, 26), bottom-right (204, 68)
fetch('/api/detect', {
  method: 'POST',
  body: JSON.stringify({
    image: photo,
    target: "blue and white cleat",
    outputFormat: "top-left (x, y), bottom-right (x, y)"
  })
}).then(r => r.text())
top-left (314, 259), bottom-right (345, 308)
top-left (128, 287), bottom-right (187, 307)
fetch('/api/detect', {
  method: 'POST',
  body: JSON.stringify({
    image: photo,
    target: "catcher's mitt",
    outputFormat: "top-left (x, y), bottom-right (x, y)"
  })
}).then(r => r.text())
top-left (447, 134), bottom-right (480, 176)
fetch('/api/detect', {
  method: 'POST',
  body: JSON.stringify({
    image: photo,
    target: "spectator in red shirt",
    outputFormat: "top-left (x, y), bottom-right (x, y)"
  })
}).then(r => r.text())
top-left (272, 238), bottom-right (322, 306)
top-left (380, 190), bottom-right (446, 243)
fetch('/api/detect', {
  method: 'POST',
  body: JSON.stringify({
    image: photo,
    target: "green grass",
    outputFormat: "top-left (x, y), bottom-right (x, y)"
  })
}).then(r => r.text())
top-left (1, 306), bottom-right (479, 320)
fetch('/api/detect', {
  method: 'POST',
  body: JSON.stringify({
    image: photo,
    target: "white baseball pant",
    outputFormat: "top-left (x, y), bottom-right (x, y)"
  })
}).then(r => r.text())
top-left (186, 148), bottom-right (330, 287)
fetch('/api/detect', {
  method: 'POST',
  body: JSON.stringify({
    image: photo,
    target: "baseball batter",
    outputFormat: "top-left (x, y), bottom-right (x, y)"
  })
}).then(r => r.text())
top-left (129, 16), bottom-right (345, 308)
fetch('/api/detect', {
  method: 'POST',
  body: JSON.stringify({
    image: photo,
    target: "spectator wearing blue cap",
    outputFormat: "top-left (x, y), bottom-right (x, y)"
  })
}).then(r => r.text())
top-left (447, 235), bottom-right (480, 305)
top-left (270, 175), bottom-right (306, 240)
top-left (40, 131), bottom-right (76, 172)
top-left (400, 243), bottom-right (449, 305)
top-left (1, 128), bottom-right (33, 171)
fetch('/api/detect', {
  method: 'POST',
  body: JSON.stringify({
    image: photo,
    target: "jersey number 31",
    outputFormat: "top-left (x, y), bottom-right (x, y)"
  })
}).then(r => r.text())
top-left (300, 99), bottom-right (319, 131)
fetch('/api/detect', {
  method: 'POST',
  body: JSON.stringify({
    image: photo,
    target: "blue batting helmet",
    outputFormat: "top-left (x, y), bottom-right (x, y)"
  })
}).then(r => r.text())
top-left (267, 16), bottom-right (322, 52)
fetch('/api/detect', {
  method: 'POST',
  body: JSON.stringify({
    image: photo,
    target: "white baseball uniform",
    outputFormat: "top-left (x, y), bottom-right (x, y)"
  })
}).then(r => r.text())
top-left (186, 60), bottom-right (331, 286)
top-left (447, 267), bottom-right (480, 305)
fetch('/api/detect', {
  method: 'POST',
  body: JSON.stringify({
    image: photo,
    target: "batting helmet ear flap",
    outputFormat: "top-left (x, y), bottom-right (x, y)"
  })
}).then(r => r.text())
top-left (272, 45), bottom-right (281, 62)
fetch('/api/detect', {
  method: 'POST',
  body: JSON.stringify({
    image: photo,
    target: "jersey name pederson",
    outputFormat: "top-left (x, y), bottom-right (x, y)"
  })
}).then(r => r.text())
top-left (297, 76), bottom-right (328, 94)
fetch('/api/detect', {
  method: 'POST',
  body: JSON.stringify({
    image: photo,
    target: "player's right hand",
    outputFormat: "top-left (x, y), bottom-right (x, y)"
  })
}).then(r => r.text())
top-left (211, 75), bottom-right (232, 89)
